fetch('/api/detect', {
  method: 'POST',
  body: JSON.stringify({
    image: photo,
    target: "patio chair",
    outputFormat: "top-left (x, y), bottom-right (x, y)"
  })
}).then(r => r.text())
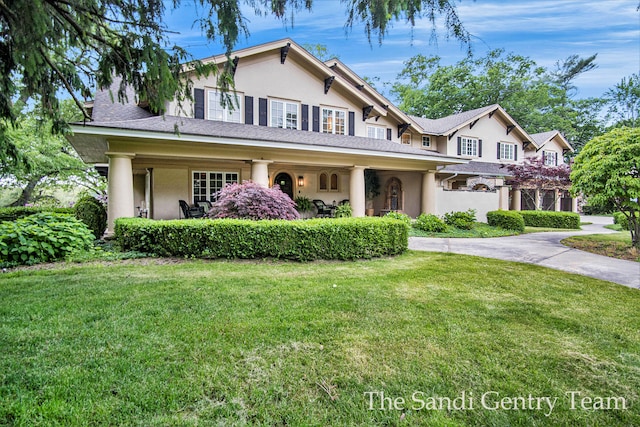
top-left (179, 200), bottom-right (205, 219)
top-left (312, 199), bottom-right (334, 218)
top-left (196, 200), bottom-right (212, 213)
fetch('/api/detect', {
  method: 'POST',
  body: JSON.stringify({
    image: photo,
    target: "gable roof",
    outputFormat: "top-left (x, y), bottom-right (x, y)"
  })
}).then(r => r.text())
top-left (530, 130), bottom-right (574, 152)
top-left (410, 104), bottom-right (537, 147)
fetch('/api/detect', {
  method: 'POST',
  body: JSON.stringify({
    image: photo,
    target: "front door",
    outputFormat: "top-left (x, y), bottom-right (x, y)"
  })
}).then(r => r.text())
top-left (274, 172), bottom-right (294, 200)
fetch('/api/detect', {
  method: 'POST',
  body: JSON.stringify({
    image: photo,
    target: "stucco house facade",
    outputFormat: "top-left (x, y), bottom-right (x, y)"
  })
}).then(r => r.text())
top-left (66, 39), bottom-right (576, 231)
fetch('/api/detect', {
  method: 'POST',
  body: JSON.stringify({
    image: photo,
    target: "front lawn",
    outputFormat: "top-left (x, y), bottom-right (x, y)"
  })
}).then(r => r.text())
top-left (562, 232), bottom-right (639, 262)
top-left (1, 253), bottom-right (638, 426)
top-left (410, 222), bottom-right (519, 238)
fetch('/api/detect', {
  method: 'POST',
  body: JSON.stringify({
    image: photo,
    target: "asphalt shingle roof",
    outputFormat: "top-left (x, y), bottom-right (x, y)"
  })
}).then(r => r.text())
top-left (409, 105), bottom-right (499, 135)
top-left (439, 161), bottom-right (513, 176)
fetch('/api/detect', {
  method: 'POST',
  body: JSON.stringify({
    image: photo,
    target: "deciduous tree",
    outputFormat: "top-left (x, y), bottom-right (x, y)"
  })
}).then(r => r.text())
top-left (571, 127), bottom-right (640, 248)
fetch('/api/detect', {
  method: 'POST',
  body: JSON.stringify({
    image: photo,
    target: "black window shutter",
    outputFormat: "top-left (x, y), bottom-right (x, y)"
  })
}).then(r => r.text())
top-left (258, 98), bottom-right (267, 126)
top-left (555, 153), bottom-right (558, 166)
top-left (244, 96), bottom-right (254, 125)
top-left (301, 104), bottom-right (309, 131)
top-left (514, 145), bottom-right (518, 161)
top-left (348, 111), bottom-right (355, 136)
top-left (478, 139), bottom-right (483, 157)
top-left (312, 106), bottom-right (320, 132)
top-left (194, 88), bottom-right (204, 119)
top-left (386, 128), bottom-right (392, 141)
top-left (457, 137), bottom-right (462, 156)
top-left (497, 142), bottom-right (501, 159)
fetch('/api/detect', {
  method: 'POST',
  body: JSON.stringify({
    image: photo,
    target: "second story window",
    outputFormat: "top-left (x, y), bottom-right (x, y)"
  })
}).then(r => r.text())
top-left (499, 143), bottom-right (515, 160)
top-left (543, 150), bottom-right (558, 166)
top-left (271, 99), bottom-right (298, 129)
top-left (401, 133), bottom-right (411, 145)
top-left (460, 137), bottom-right (479, 157)
top-left (322, 108), bottom-right (346, 135)
top-left (422, 136), bottom-right (431, 148)
top-left (208, 90), bottom-right (241, 123)
top-left (367, 126), bottom-right (386, 140)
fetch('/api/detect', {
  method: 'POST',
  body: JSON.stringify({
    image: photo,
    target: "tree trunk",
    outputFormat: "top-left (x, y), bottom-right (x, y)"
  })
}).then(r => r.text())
top-left (9, 178), bottom-right (40, 207)
top-left (630, 214), bottom-right (639, 249)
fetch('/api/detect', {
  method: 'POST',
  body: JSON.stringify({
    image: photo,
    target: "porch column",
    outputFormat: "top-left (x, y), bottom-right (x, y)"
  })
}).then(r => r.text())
top-left (421, 171), bottom-right (436, 215)
top-left (349, 166), bottom-right (366, 217)
top-left (534, 189), bottom-right (541, 210)
top-left (572, 196), bottom-right (579, 213)
top-left (251, 160), bottom-right (272, 187)
top-left (499, 186), bottom-right (510, 210)
top-left (554, 189), bottom-right (562, 212)
top-left (106, 152), bottom-right (135, 234)
top-left (512, 189), bottom-right (522, 211)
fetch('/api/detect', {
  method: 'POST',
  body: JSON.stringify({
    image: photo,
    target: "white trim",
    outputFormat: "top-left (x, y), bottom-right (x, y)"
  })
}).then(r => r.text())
top-left (70, 125), bottom-right (467, 164)
top-left (499, 142), bottom-right (515, 161)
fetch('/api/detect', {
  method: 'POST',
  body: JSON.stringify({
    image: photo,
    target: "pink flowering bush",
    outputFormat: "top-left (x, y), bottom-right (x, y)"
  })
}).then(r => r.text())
top-left (207, 181), bottom-right (300, 220)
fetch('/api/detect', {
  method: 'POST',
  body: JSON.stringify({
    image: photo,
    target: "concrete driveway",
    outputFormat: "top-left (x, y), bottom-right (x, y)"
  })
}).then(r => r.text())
top-left (409, 216), bottom-right (640, 289)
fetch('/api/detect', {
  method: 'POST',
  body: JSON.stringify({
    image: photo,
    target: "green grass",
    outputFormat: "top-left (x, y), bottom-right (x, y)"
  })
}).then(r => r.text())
top-left (1, 253), bottom-right (638, 426)
top-left (410, 222), bottom-right (519, 238)
top-left (562, 232), bottom-right (639, 262)
top-left (523, 226), bottom-right (583, 234)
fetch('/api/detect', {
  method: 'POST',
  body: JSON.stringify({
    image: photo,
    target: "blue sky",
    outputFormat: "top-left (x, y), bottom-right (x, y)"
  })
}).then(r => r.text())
top-left (164, 0), bottom-right (639, 101)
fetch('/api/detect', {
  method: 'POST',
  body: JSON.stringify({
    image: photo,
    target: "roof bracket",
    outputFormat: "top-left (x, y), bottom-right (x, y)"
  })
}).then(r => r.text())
top-left (469, 118), bottom-right (479, 129)
top-left (489, 108), bottom-right (498, 119)
top-left (363, 105), bottom-right (373, 121)
top-left (506, 125), bottom-right (516, 135)
top-left (324, 76), bottom-right (335, 94)
top-left (231, 56), bottom-right (239, 76)
top-left (355, 84), bottom-right (364, 91)
top-left (523, 142), bottom-right (531, 150)
top-left (398, 123), bottom-right (411, 138)
top-left (448, 129), bottom-right (459, 141)
top-left (280, 43), bottom-right (291, 64)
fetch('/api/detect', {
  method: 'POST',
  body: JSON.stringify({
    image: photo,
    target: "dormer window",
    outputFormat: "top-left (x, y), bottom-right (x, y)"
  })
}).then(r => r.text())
top-left (422, 136), bottom-right (431, 148)
top-left (543, 150), bottom-right (558, 166)
top-left (401, 133), bottom-right (411, 145)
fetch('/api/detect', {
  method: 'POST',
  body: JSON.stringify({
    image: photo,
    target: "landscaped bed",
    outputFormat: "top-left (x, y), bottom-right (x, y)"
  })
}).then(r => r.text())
top-left (1, 252), bottom-right (638, 426)
top-left (562, 231), bottom-right (638, 262)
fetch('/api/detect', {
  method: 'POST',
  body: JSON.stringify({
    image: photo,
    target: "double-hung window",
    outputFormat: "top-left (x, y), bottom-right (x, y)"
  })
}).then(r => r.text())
top-left (207, 90), bottom-right (241, 123)
top-left (193, 171), bottom-right (239, 202)
top-left (422, 136), bottom-right (431, 148)
top-left (499, 143), bottom-right (515, 161)
top-left (367, 126), bottom-right (386, 140)
top-left (322, 108), bottom-right (346, 134)
top-left (271, 99), bottom-right (298, 129)
top-left (543, 150), bottom-right (558, 166)
top-left (460, 137), bottom-right (479, 157)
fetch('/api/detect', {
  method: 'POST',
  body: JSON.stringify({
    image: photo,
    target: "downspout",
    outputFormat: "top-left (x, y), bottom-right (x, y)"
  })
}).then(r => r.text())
top-left (441, 173), bottom-right (458, 188)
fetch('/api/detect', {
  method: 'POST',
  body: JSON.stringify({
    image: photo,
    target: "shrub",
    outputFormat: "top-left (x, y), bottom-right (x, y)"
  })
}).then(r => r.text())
top-left (519, 210), bottom-right (580, 229)
top-left (487, 210), bottom-right (525, 232)
top-left (613, 211), bottom-right (639, 231)
top-left (207, 181), bottom-right (300, 220)
top-left (384, 211), bottom-right (411, 225)
top-left (335, 203), bottom-right (352, 218)
top-left (115, 217), bottom-right (408, 261)
top-left (0, 206), bottom-right (74, 222)
top-left (443, 209), bottom-right (477, 230)
top-left (74, 196), bottom-right (107, 239)
top-left (0, 213), bottom-right (94, 266)
top-left (414, 213), bottom-right (448, 233)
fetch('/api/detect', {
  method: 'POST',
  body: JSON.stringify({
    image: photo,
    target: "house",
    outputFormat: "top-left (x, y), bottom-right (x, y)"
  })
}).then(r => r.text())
top-left (66, 39), bottom-right (576, 232)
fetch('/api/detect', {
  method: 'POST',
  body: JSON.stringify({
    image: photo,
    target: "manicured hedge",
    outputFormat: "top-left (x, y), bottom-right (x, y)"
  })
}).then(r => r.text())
top-left (486, 210), bottom-right (525, 232)
top-left (518, 210), bottom-right (580, 229)
top-left (115, 217), bottom-right (409, 261)
top-left (0, 206), bottom-right (74, 222)
top-left (613, 211), bottom-right (639, 231)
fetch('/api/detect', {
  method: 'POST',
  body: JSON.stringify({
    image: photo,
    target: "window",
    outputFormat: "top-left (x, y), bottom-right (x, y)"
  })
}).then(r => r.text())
top-left (207, 90), bottom-right (241, 123)
top-left (319, 172), bottom-right (338, 191)
top-left (367, 126), bottom-right (386, 140)
top-left (271, 99), bottom-right (298, 129)
top-left (322, 108), bottom-right (346, 135)
top-left (543, 150), bottom-right (557, 166)
top-left (401, 133), bottom-right (411, 145)
top-left (460, 137), bottom-right (478, 157)
top-left (500, 143), bottom-right (515, 160)
top-left (422, 136), bottom-right (431, 148)
top-left (193, 171), bottom-right (239, 202)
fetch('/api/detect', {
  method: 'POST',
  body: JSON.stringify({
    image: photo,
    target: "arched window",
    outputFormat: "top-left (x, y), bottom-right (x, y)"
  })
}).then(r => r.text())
top-left (319, 173), bottom-right (328, 191)
top-left (330, 173), bottom-right (338, 191)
